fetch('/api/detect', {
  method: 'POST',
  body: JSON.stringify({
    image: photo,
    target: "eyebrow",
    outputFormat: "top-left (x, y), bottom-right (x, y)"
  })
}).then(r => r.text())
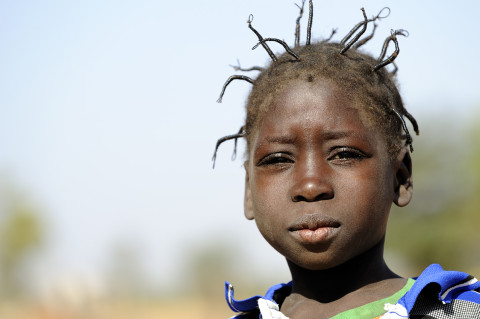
top-left (252, 135), bottom-right (297, 151)
top-left (262, 131), bottom-right (365, 145)
top-left (255, 130), bottom-right (373, 153)
top-left (321, 130), bottom-right (365, 140)
top-left (264, 135), bottom-right (298, 144)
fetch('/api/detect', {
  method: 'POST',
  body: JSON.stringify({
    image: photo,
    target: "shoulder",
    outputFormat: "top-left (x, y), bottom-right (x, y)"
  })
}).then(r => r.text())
top-left (380, 264), bottom-right (480, 318)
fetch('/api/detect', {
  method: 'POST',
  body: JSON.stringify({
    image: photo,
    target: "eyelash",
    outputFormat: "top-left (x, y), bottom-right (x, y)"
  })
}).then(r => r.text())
top-left (257, 146), bottom-right (368, 166)
top-left (328, 147), bottom-right (367, 162)
top-left (257, 153), bottom-right (294, 167)
top-left (257, 147), bottom-right (366, 167)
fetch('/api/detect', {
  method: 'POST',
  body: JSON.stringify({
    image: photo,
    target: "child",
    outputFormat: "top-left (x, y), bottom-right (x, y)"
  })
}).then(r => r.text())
top-left (214, 2), bottom-right (480, 318)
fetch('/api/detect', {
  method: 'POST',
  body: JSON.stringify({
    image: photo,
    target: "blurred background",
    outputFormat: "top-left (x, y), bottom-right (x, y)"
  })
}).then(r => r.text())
top-left (0, 0), bottom-right (479, 318)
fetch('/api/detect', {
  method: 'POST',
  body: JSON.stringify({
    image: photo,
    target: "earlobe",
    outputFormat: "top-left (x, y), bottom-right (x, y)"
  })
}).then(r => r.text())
top-left (244, 161), bottom-right (255, 220)
top-left (393, 148), bottom-right (413, 207)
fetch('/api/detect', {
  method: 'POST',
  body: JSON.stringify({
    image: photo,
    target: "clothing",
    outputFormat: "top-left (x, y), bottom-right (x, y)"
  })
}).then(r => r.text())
top-left (225, 264), bottom-right (480, 318)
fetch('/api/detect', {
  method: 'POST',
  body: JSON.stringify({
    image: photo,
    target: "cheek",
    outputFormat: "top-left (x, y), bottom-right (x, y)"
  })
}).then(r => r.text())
top-left (354, 159), bottom-right (394, 200)
top-left (251, 189), bottom-right (274, 224)
top-left (250, 181), bottom-right (285, 242)
top-left (360, 181), bottom-right (392, 238)
top-left (339, 166), bottom-right (393, 229)
top-left (252, 209), bottom-right (280, 251)
top-left (250, 166), bottom-right (287, 205)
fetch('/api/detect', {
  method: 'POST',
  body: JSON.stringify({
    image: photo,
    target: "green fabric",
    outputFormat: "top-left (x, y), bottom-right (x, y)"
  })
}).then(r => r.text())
top-left (330, 278), bottom-right (415, 319)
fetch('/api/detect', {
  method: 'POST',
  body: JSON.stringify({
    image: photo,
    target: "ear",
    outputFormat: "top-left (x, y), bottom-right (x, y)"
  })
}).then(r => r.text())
top-left (243, 161), bottom-right (255, 220)
top-left (393, 147), bottom-right (413, 207)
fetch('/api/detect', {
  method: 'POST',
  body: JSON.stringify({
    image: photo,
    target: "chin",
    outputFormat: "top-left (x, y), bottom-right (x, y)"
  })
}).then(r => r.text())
top-left (287, 254), bottom-right (348, 271)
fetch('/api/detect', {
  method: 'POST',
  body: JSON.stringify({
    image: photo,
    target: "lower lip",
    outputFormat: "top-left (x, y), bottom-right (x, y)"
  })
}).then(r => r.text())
top-left (293, 227), bottom-right (337, 244)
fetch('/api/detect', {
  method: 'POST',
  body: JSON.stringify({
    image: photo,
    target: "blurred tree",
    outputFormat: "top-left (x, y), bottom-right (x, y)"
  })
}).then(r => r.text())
top-left (0, 181), bottom-right (44, 298)
top-left (386, 112), bottom-right (480, 276)
top-left (183, 238), bottom-right (237, 298)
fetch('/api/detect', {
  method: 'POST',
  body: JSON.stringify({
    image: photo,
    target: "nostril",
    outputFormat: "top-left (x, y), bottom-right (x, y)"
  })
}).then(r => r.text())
top-left (292, 194), bottom-right (306, 202)
top-left (292, 193), bottom-right (334, 202)
top-left (315, 192), bottom-right (334, 201)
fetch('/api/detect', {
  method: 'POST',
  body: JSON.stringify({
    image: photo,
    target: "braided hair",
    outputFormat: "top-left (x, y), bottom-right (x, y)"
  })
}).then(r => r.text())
top-left (213, 1), bottom-right (419, 167)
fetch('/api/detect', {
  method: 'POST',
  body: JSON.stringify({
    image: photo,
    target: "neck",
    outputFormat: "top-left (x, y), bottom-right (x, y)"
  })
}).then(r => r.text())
top-left (287, 239), bottom-right (399, 303)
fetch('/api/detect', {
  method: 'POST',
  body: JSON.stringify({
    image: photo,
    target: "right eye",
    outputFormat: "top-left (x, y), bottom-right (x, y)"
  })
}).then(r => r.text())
top-left (257, 153), bottom-right (294, 167)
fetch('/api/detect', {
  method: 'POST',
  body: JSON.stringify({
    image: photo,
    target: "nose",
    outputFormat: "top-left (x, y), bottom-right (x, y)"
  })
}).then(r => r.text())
top-left (290, 160), bottom-right (334, 202)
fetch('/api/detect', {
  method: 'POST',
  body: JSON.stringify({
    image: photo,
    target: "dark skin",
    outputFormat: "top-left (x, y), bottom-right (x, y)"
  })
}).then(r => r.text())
top-left (282, 240), bottom-right (406, 318)
top-left (243, 80), bottom-right (413, 318)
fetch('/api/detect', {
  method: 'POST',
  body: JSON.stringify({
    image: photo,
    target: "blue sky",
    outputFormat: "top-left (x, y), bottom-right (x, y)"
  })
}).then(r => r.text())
top-left (0, 0), bottom-right (479, 294)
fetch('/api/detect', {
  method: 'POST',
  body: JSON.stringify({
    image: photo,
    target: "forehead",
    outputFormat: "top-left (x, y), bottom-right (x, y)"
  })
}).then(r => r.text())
top-left (249, 80), bottom-right (388, 150)
top-left (263, 80), bottom-right (369, 128)
top-left (272, 80), bottom-right (349, 116)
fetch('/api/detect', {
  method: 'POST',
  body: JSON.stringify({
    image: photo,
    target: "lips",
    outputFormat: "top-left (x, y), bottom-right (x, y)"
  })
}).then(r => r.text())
top-left (288, 213), bottom-right (341, 231)
top-left (288, 213), bottom-right (340, 244)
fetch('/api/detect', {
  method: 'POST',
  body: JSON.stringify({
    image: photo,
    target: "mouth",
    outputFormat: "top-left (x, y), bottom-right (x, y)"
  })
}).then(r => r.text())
top-left (288, 213), bottom-right (340, 244)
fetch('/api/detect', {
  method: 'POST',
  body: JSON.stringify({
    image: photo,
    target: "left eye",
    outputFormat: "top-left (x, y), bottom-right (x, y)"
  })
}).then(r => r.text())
top-left (328, 148), bottom-right (366, 161)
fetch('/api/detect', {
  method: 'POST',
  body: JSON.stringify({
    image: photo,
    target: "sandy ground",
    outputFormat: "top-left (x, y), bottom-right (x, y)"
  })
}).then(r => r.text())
top-left (0, 299), bottom-right (232, 319)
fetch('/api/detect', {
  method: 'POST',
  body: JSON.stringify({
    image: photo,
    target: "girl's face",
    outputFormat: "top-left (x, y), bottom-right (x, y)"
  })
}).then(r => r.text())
top-left (244, 80), bottom-right (403, 270)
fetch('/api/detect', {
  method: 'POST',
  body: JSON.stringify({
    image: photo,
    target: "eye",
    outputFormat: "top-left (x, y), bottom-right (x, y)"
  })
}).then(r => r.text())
top-left (257, 153), bottom-right (294, 167)
top-left (328, 147), bottom-right (367, 163)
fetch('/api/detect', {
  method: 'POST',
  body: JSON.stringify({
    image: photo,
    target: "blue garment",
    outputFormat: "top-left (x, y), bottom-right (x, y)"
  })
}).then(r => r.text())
top-left (225, 264), bottom-right (480, 318)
